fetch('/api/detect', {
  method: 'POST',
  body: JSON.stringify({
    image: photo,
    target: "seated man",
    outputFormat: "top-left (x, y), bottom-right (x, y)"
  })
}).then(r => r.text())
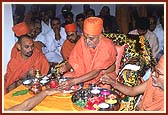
top-left (128, 17), bottom-right (159, 60)
top-left (58, 17), bottom-right (117, 89)
top-left (42, 17), bottom-right (67, 64)
top-left (101, 55), bottom-right (165, 111)
top-left (4, 35), bottom-right (50, 94)
top-left (61, 23), bottom-right (80, 60)
top-left (75, 13), bottom-right (85, 35)
top-left (11, 21), bottom-right (44, 58)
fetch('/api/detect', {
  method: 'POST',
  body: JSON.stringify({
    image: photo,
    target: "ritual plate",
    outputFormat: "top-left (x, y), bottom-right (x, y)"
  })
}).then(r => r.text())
top-left (54, 85), bottom-right (82, 97)
top-left (56, 77), bottom-right (82, 94)
top-left (71, 87), bottom-right (121, 111)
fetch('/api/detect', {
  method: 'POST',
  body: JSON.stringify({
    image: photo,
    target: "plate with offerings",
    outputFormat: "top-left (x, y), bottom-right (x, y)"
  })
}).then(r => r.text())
top-left (71, 86), bottom-right (121, 111)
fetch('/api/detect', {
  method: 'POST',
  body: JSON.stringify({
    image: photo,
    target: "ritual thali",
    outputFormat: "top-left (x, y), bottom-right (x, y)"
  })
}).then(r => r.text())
top-left (71, 86), bottom-right (121, 111)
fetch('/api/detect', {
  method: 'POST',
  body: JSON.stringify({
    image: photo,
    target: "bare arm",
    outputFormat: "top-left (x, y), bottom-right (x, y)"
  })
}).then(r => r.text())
top-left (102, 63), bottom-right (116, 74)
top-left (101, 75), bottom-right (147, 96)
top-left (59, 69), bottom-right (102, 89)
top-left (59, 62), bottom-right (72, 74)
top-left (74, 69), bottom-right (102, 84)
top-left (7, 89), bottom-right (59, 111)
top-left (74, 63), bottom-right (116, 85)
top-left (114, 81), bottom-right (147, 96)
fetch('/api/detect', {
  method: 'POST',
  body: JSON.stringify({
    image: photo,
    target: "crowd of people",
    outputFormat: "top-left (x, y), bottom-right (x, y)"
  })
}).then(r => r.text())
top-left (4, 4), bottom-right (165, 111)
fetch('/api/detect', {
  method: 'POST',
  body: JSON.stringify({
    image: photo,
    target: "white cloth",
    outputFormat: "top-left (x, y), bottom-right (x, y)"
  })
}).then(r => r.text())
top-left (128, 29), bottom-right (159, 59)
top-left (44, 52), bottom-right (63, 63)
top-left (43, 27), bottom-right (67, 63)
top-left (35, 32), bottom-right (46, 45)
top-left (41, 19), bottom-right (52, 35)
top-left (142, 68), bottom-right (151, 81)
top-left (153, 24), bottom-right (164, 60)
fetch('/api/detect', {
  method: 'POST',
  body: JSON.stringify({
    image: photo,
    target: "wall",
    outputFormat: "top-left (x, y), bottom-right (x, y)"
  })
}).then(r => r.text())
top-left (3, 4), bottom-right (16, 75)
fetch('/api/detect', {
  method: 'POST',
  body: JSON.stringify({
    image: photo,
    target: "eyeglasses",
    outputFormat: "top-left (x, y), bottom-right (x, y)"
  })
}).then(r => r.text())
top-left (83, 34), bottom-right (99, 41)
top-left (151, 67), bottom-right (164, 78)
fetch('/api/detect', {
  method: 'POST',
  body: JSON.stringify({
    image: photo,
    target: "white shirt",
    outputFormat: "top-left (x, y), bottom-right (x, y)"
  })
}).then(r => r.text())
top-left (43, 27), bottom-right (67, 63)
top-left (35, 32), bottom-right (46, 45)
top-left (128, 29), bottom-right (159, 59)
top-left (153, 24), bottom-right (164, 60)
top-left (41, 19), bottom-right (52, 35)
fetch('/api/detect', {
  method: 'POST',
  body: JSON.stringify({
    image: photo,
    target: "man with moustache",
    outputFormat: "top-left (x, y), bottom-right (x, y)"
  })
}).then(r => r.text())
top-left (58, 17), bottom-right (117, 89)
top-left (61, 23), bottom-right (80, 60)
top-left (4, 35), bottom-right (49, 94)
top-left (101, 55), bottom-right (165, 111)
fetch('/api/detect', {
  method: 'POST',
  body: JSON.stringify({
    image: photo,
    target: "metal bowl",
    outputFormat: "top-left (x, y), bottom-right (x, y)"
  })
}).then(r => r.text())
top-left (22, 79), bottom-right (32, 85)
top-left (40, 79), bottom-right (50, 85)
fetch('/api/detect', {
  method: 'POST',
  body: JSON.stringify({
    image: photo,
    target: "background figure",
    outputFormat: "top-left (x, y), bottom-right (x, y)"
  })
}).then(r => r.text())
top-left (61, 23), bottom-right (80, 60)
top-left (85, 8), bottom-right (95, 18)
top-left (148, 16), bottom-right (157, 32)
top-left (13, 5), bottom-right (26, 24)
top-left (128, 17), bottom-right (159, 60)
top-left (57, 4), bottom-right (72, 25)
top-left (75, 13), bottom-right (85, 35)
top-left (103, 15), bottom-right (120, 33)
top-left (83, 4), bottom-right (90, 16)
top-left (98, 6), bottom-right (120, 33)
top-left (116, 5), bottom-right (147, 34)
top-left (153, 14), bottom-right (164, 62)
top-left (61, 11), bottom-right (74, 27)
top-left (43, 17), bottom-right (67, 64)
top-left (32, 18), bottom-right (46, 48)
top-left (40, 10), bottom-right (52, 35)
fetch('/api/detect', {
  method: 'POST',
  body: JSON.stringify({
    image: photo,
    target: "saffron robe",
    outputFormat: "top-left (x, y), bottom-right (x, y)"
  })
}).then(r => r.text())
top-left (61, 39), bottom-right (76, 60)
top-left (139, 77), bottom-right (164, 111)
top-left (64, 36), bottom-right (117, 85)
top-left (5, 48), bottom-right (50, 92)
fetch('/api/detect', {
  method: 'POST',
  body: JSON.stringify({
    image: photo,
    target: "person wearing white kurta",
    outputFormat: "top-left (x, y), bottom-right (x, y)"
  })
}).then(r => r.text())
top-left (153, 24), bottom-right (164, 61)
top-left (43, 27), bottom-right (67, 63)
top-left (128, 29), bottom-right (159, 60)
top-left (35, 32), bottom-right (46, 46)
top-left (33, 21), bottom-right (46, 48)
top-left (41, 19), bottom-right (52, 35)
